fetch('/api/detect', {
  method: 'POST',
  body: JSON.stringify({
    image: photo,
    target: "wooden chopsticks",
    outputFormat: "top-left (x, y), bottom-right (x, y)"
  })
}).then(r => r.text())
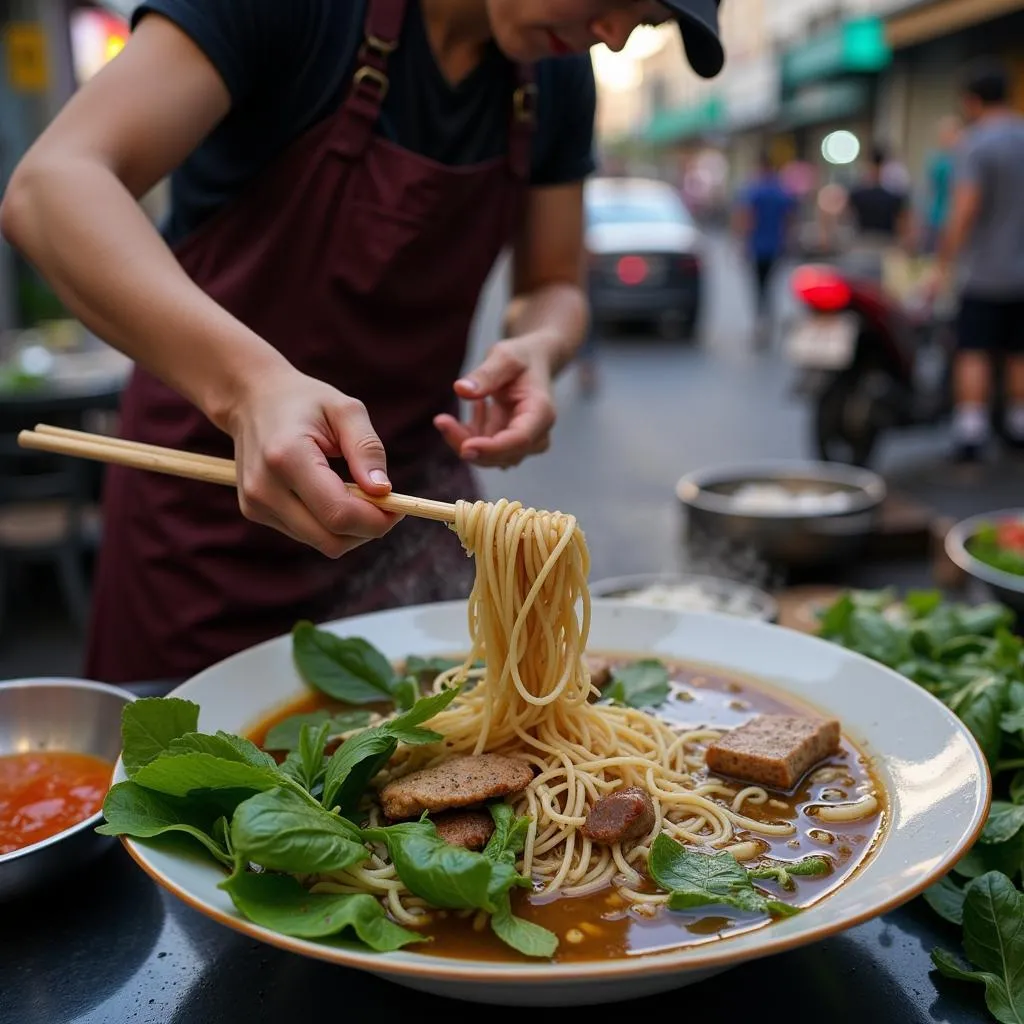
top-left (17, 424), bottom-right (459, 525)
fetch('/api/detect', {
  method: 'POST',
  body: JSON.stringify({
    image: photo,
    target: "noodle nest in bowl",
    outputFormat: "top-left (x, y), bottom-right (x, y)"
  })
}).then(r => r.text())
top-left (312, 498), bottom-right (797, 922)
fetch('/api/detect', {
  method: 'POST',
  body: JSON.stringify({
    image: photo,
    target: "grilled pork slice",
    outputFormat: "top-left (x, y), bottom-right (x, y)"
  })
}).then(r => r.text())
top-left (380, 754), bottom-right (533, 820)
top-left (432, 809), bottom-right (496, 850)
top-left (705, 715), bottom-right (841, 790)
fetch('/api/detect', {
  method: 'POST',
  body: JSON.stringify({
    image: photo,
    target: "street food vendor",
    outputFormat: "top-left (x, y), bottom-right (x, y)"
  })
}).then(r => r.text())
top-left (1, 0), bottom-right (723, 682)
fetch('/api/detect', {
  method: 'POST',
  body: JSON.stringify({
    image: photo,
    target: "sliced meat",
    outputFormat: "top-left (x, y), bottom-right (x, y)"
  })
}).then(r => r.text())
top-left (380, 754), bottom-right (533, 820)
top-left (582, 786), bottom-right (656, 845)
top-left (432, 809), bottom-right (496, 851)
top-left (584, 654), bottom-right (612, 689)
top-left (706, 715), bottom-right (841, 791)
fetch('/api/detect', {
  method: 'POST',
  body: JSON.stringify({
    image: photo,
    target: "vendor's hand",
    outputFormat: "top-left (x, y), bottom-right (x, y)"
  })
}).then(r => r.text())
top-left (923, 262), bottom-right (951, 308)
top-left (228, 369), bottom-right (401, 558)
top-left (434, 333), bottom-right (558, 469)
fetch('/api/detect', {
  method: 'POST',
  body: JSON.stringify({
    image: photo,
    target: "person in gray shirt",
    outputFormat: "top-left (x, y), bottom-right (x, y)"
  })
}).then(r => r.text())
top-left (934, 60), bottom-right (1024, 461)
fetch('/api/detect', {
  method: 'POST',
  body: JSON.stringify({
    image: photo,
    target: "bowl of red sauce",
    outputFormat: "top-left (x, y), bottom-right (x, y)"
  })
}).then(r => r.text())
top-left (0, 678), bottom-right (133, 901)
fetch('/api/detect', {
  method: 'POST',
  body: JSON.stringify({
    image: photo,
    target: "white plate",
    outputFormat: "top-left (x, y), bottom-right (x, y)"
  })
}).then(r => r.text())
top-left (787, 314), bottom-right (859, 370)
top-left (116, 601), bottom-right (989, 1007)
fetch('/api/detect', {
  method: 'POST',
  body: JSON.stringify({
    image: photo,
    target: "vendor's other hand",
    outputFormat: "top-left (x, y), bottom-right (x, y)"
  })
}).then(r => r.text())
top-left (229, 369), bottom-right (401, 557)
top-left (434, 334), bottom-right (557, 469)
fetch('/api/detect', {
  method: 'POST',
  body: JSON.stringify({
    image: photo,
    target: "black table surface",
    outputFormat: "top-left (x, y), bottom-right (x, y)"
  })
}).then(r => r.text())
top-left (0, 559), bottom-right (992, 1024)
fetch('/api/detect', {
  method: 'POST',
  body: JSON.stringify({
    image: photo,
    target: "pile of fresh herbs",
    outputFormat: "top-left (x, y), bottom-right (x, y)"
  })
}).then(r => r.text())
top-left (819, 589), bottom-right (1024, 1024)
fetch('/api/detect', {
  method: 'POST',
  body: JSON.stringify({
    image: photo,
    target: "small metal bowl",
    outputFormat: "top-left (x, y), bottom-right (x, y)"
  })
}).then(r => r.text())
top-left (0, 678), bottom-right (134, 902)
top-left (590, 572), bottom-right (778, 622)
top-left (676, 461), bottom-right (887, 568)
top-left (945, 510), bottom-right (1024, 617)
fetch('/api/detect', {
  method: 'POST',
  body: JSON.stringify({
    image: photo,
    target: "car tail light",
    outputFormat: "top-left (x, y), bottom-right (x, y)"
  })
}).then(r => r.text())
top-left (791, 266), bottom-right (852, 312)
top-left (616, 255), bottom-right (648, 285)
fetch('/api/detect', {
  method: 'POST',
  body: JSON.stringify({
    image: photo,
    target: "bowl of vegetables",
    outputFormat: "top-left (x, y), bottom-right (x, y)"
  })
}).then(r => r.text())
top-left (946, 510), bottom-right (1024, 615)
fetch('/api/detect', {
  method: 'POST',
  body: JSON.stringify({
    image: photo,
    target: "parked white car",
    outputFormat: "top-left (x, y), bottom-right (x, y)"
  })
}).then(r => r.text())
top-left (584, 176), bottom-right (704, 340)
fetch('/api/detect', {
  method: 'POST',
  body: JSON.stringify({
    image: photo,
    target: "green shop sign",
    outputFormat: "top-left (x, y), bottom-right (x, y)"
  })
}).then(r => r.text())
top-left (783, 17), bottom-right (891, 89)
top-left (644, 95), bottom-right (724, 145)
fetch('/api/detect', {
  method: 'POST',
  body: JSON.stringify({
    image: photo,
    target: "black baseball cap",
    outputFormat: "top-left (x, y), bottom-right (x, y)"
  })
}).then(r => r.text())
top-left (663, 0), bottom-right (724, 79)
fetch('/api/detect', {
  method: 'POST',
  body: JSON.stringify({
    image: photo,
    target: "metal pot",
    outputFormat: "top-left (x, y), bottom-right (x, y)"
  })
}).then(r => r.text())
top-left (945, 510), bottom-right (1024, 617)
top-left (675, 461), bottom-right (887, 569)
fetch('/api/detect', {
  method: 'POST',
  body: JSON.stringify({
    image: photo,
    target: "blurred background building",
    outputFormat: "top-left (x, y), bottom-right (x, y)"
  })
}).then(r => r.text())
top-left (595, 0), bottom-right (1024, 221)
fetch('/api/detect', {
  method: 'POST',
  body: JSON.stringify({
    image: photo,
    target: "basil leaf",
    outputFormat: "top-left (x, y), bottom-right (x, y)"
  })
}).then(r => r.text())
top-left (490, 895), bottom-right (558, 959)
top-left (231, 788), bottom-right (368, 874)
top-left (221, 872), bottom-right (422, 951)
top-left (932, 873), bottom-right (1024, 1024)
top-left (133, 752), bottom-right (283, 799)
top-left (166, 731), bottom-right (277, 769)
top-left (924, 876), bottom-right (967, 926)
top-left (320, 687), bottom-right (459, 814)
top-left (362, 820), bottom-right (496, 910)
top-left (404, 656), bottom-right (463, 680)
top-left (292, 622), bottom-right (396, 704)
top-left (296, 721), bottom-right (331, 794)
top-left (264, 711), bottom-right (372, 753)
top-left (950, 675), bottom-right (1008, 767)
top-left (321, 731), bottom-right (398, 815)
top-left (121, 698), bottom-right (200, 778)
top-left (954, 837), bottom-right (1024, 882)
top-left (484, 803), bottom-right (531, 865)
top-left (392, 676), bottom-right (419, 712)
top-left (748, 856), bottom-right (830, 889)
top-left (983, 803), bottom-right (1024, 846)
top-left (648, 835), bottom-right (799, 919)
top-left (96, 781), bottom-right (233, 866)
top-left (1011, 772), bottom-right (1024, 808)
top-left (604, 660), bottom-right (670, 709)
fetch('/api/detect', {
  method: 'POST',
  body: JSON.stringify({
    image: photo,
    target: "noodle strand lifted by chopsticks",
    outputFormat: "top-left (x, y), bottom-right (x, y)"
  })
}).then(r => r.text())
top-left (335, 499), bottom-right (796, 915)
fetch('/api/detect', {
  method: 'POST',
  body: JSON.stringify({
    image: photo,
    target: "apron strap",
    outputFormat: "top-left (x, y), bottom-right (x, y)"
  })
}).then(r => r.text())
top-left (508, 63), bottom-right (536, 182)
top-left (332, 0), bottom-right (409, 161)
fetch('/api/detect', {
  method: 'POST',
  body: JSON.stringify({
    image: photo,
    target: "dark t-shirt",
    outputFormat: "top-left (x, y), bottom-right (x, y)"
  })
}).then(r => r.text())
top-left (847, 183), bottom-right (906, 238)
top-left (134, 0), bottom-right (597, 247)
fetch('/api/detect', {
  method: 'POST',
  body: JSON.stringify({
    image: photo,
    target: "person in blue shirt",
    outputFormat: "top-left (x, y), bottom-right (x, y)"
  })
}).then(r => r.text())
top-left (735, 151), bottom-right (797, 346)
top-left (925, 115), bottom-right (962, 253)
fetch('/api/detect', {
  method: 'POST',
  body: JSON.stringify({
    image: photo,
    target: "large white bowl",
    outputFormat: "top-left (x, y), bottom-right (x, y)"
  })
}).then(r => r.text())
top-left (115, 600), bottom-right (989, 1007)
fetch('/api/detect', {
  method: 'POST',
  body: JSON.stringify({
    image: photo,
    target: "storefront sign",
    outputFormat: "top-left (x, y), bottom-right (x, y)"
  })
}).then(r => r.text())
top-left (723, 55), bottom-right (780, 131)
top-left (783, 17), bottom-right (891, 89)
top-left (644, 95), bottom-right (725, 145)
top-left (5, 23), bottom-right (49, 93)
top-left (780, 79), bottom-right (870, 129)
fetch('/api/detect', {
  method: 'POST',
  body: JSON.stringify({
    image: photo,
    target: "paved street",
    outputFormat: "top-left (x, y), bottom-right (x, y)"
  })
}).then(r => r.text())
top-left (2, 234), bottom-right (1021, 679)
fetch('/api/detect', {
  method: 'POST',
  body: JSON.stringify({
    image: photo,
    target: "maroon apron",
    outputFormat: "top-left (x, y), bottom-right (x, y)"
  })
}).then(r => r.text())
top-left (86, 0), bottom-right (535, 683)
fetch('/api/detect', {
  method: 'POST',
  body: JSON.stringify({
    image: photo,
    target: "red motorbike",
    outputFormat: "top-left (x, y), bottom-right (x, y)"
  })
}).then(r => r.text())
top-left (786, 264), bottom-right (954, 467)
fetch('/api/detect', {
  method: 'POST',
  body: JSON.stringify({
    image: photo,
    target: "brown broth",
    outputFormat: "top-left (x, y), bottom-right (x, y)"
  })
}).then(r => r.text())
top-left (247, 656), bottom-right (885, 964)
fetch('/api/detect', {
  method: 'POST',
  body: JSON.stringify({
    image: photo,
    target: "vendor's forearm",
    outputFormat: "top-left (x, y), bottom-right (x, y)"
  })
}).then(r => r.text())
top-left (1, 158), bottom-right (290, 431)
top-left (505, 282), bottom-right (589, 376)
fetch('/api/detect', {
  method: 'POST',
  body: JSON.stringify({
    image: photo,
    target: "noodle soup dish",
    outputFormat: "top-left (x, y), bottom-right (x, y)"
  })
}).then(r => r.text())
top-left (105, 499), bottom-right (988, 1004)
top-left (242, 652), bottom-right (883, 963)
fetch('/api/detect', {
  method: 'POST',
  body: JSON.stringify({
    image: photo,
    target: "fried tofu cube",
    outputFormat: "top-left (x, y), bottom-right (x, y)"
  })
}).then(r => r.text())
top-left (705, 715), bottom-right (841, 791)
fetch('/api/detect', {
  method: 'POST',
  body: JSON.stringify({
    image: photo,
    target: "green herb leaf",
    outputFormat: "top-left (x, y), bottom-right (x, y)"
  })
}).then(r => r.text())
top-left (231, 787), bottom-right (368, 874)
top-left (363, 820), bottom-right (503, 910)
top-left (96, 781), bottom-right (232, 866)
top-left (954, 837), bottom-right (1024, 881)
top-left (221, 872), bottom-right (422, 951)
top-left (392, 676), bottom-right (419, 712)
top-left (264, 711), bottom-right (372, 753)
top-left (132, 752), bottom-right (283, 800)
top-left (165, 731), bottom-right (277, 769)
top-left (1011, 772), bottom-right (1024, 807)
top-left (320, 687), bottom-right (459, 814)
top-left (648, 835), bottom-right (799, 919)
top-left (950, 675), bottom-right (1009, 767)
top-left (404, 655), bottom-right (463, 680)
top-left (490, 896), bottom-right (559, 958)
top-left (484, 803), bottom-right (532, 865)
top-left (292, 622), bottom-right (397, 704)
top-left (121, 698), bottom-right (200, 778)
top-left (983, 803), bottom-right (1024, 846)
top-left (932, 872), bottom-right (1024, 1024)
top-left (924, 876), bottom-right (967, 926)
top-left (604, 660), bottom-right (670, 708)
top-left (748, 856), bottom-right (831, 889)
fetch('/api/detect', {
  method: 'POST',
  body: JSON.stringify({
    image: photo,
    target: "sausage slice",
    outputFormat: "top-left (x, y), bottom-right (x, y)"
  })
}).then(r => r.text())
top-left (582, 786), bottom-right (656, 845)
